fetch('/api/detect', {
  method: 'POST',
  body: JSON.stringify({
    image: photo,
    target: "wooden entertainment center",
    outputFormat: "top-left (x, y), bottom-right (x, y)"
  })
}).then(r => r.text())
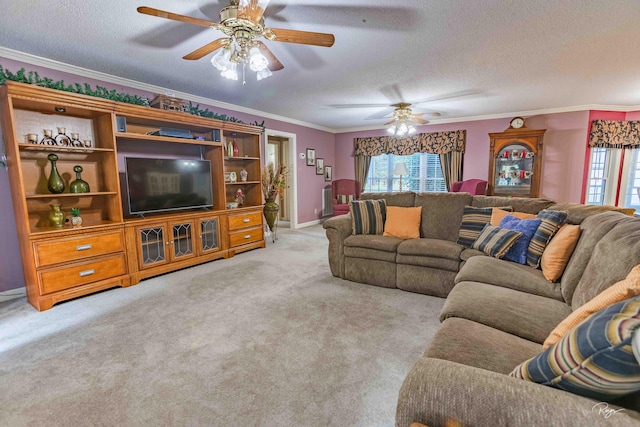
top-left (0, 82), bottom-right (266, 311)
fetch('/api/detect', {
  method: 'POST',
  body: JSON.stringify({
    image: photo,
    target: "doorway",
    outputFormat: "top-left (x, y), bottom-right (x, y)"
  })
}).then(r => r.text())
top-left (265, 129), bottom-right (297, 228)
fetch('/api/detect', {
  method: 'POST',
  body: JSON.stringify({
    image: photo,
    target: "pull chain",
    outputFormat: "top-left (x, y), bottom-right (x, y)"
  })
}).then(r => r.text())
top-left (242, 63), bottom-right (246, 86)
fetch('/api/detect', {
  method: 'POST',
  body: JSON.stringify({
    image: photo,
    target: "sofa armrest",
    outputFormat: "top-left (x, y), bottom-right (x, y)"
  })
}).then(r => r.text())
top-left (323, 214), bottom-right (352, 278)
top-left (396, 357), bottom-right (639, 427)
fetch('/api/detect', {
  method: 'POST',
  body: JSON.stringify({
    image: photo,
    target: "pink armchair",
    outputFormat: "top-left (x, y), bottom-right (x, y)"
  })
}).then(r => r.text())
top-left (331, 179), bottom-right (362, 216)
top-left (450, 179), bottom-right (487, 195)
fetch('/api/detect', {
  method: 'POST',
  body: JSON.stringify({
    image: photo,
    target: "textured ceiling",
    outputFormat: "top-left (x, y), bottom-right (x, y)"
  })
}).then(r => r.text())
top-left (1, 0), bottom-right (640, 131)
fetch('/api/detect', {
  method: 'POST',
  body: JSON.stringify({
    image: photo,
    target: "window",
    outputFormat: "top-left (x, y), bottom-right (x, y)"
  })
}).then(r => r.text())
top-left (364, 153), bottom-right (447, 193)
top-left (584, 148), bottom-right (640, 213)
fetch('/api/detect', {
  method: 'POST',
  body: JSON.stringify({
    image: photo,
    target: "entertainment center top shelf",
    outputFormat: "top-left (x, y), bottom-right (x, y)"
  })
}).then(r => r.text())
top-left (115, 132), bottom-right (223, 146)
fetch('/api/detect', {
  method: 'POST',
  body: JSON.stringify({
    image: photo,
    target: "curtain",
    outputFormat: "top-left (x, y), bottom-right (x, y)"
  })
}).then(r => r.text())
top-left (439, 151), bottom-right (464, 191)
top-left (589, 120), bottom-right (640, 149)
top-left (354, 130), bottom-right (466, 156)
top-left (354, 154), bottom-right (371, 191)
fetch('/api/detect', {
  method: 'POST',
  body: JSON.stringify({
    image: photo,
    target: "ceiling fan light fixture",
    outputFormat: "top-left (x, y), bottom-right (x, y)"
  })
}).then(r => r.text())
top-left (221, 61), bottom-right (239, 80)
top-left (256, 67), bottom-right (272, 81)
top-left (211, 46), bottom-right (232, 71)
top-left (249, 47), bottom-right (269, 72)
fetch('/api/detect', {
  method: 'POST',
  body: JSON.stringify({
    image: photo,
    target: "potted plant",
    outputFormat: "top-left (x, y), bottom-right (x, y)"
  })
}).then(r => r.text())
top-left (261, 162), bottom-right (287, 232)
top-left (70, 207), bottom-right (82, 227)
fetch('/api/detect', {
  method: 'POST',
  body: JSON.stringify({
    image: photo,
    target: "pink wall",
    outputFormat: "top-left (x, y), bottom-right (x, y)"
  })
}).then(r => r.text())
top-left (335, 111), bottom-right (591, 203)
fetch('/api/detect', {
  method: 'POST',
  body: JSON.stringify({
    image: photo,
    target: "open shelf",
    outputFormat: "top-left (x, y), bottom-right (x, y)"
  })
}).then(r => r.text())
top-left (116, 132), bottom-right (223, 146)
top-left (18, 144), bottom-right (113, 153)
top-left (25, 192), bottom-right (119, 199)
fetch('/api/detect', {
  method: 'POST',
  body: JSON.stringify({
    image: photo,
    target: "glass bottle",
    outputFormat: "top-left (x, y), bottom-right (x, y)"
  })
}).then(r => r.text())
top-left (233, 138), bottom-right (239, 157)
top-left (41, 129), bottom-right (55, 145)
top-left (47, 153), bottom-right (65, 194)
top-left (69, 165), bottom-right (90, 193)
top-left (54, 127), bottom-right (71, 146)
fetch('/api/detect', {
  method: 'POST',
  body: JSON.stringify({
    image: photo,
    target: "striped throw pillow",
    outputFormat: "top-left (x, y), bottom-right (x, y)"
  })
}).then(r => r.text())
top-left (457, 206), bottom-right (513, 248)
top-left (511, 296), bottom-right (640, 401)
top-left (336, 194), bottom-right (356, 204)
top-left (350, 199), bottom-right (386, 235)
top-left (471, 224), bottom-right (523, 258)
top-left (526, 210), bottom-right (568, 268)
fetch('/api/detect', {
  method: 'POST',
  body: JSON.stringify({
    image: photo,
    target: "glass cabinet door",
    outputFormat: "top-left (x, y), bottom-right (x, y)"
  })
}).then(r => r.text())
top-left (170, 221), bottom-right (195, 261)
top-left (137, 224), bottom-right (168, 269)
top-left (494, 144), bottom-right (535, 196)
top-left (198, 217), bottom-right (220, 255)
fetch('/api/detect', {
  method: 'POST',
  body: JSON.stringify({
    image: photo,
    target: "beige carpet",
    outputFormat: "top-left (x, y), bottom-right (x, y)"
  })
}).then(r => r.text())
top-left (0, 225), bottom-right (445, 426)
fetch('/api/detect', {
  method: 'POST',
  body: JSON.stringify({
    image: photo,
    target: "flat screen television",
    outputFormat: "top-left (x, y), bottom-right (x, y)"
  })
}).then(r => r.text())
top-left (125, 157), bottom-right (213, 215)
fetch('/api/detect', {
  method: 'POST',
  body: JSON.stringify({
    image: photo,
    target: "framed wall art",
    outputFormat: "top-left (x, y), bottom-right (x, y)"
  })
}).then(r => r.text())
top-left (316, 158), bottom-right (324, 175)
top-left (306, 148), bottom-right (316, 166)
top-left (324, 165), bottom-right (332, 182)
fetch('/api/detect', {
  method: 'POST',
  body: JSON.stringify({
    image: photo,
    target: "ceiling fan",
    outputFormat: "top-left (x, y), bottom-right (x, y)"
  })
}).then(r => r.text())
top-left (137, 0), bottom-right (335, 84)
top-left (384, 103), bottom-right (440, 137)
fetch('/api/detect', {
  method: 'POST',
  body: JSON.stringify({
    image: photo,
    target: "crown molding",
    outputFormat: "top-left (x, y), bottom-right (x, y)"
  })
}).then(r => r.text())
top-left (0, 46), bottom-right (335, 134)
top-left (336, 103), bottom-right (640, 134)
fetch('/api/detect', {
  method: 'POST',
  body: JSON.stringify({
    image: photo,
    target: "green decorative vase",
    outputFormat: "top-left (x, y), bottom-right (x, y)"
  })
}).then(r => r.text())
top-left (47, 153), bottom-right (65, 194)
top-left (69, 165), bottom-right (90, 193)
top-left (48, 203), bottom-right (65, 228)
top-left (263, 198), bottom-right (280, 232)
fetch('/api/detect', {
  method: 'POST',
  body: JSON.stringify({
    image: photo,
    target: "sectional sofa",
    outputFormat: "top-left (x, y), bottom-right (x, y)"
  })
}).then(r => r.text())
top-left (322, 191), bottom-right (640, 426)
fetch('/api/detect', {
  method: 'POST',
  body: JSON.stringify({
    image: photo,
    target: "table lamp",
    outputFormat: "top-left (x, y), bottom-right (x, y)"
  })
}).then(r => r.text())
top-left (393, 162), bottom-right (410, 191)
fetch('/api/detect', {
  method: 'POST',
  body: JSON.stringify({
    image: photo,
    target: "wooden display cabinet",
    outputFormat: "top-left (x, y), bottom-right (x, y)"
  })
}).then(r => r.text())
top-left (488, 126), bottom-right (545, 198)
top-left (0, 82), bottom-right (266, 310)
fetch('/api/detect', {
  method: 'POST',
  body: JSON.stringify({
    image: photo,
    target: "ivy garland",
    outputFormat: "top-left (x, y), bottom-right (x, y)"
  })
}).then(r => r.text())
top-left (0, 65), bottom-right (265, 129)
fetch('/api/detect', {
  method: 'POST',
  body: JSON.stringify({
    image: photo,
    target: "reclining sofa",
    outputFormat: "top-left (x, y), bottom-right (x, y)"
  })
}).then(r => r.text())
top-left (323, 191), bottom-right (640, 426)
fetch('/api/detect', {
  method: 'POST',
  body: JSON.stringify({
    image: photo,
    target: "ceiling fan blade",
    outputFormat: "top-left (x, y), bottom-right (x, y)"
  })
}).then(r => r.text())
top-left (183, 38), bottom-right (227, 60)
top-left (137, 6), bottom-right (215, 28)
top-left (238, 0), bottom-right (271, 24)
top-left (265, 28), bottom-right (335, 47)
top-left (413, 118), bottom-right (429, 125)
top-left (256, 42), bottom-right (284, 71)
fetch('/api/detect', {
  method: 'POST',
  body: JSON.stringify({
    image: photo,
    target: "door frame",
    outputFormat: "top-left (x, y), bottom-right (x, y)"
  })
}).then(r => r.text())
top-left (264, 129), bottom-right (298, 229)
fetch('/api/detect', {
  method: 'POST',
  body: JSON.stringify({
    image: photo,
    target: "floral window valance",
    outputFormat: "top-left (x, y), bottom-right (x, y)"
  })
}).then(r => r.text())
top-left (589, 120), bottom-right (640, 149)
top-left (354, 130), bottom-right (466, 156)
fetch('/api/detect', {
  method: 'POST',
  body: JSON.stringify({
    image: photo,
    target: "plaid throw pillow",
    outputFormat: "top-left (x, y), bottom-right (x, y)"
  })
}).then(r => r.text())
top-left (457, 206), bottom-right (513, 248)
top-left (350, 199), bottom-right (386, 235)
top-left (526, 210), bottom-right (568, 268)
top-left (511, 296), bottom-right (640, 401)
top-left (336, 194), bottom-right (356, 204)
top-left (471, 224), bottom-right (523, 258)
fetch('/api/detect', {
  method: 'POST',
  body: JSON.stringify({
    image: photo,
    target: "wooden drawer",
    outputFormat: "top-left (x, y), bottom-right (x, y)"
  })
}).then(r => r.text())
top-left (228, 211), bottom-right (263, 231)
top-left (38, 253), bottom-right (127, 295)
top-left (34, 230), bottom-right (125, 267)
top-left (229, 227), bottom-right (263, 247)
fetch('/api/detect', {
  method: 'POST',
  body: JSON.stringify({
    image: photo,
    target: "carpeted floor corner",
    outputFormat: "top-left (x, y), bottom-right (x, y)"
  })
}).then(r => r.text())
top-left (0, 225), bottom-right (445, 426)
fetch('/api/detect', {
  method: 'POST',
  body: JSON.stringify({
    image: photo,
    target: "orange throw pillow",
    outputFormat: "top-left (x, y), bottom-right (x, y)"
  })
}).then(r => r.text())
top-left (543, 264), bottom-right (640, 349)
top-left (383, 206), bottom-right (422, 239)
top-left (541, 224), bottom-right (581, 282)
top-left (490, 208), bottom-right (536, 226)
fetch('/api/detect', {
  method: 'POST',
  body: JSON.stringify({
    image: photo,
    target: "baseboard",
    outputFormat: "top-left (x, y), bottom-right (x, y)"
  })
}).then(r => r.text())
top-left (0, 287), bottom-right (26, 302)
top-left (296, 218), bottom-right (329, 229)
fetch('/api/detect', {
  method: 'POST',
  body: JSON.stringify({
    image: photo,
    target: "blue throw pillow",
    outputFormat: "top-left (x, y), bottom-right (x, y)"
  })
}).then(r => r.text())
top-left (510, 296), bottom-right (640, 401)
top-left (499, 215), bottom-right (542, 264)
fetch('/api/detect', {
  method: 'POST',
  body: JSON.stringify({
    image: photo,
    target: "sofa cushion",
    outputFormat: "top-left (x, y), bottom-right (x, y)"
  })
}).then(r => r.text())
top-left (511, 296), bottom-right (640, 401)
top-left (548, 202), bottom-right (636, 225)
top-left (350, 199), bottom-right (386, 235)
top-left (441, 281), bottom-right (571, 344)
top-left (541, 224), bottom-right (581, 282)
top-left (336, 194), bottom-right (356, 204)
top-left (425, 317), bottom-right (542, 375)
top-left (360, 191), bottom-right (415, 207)
top-left (499, 215), bottom-right (542, 264)
top-left (414, 192), bottom-right (472, 241)
top-left (571, 215), bottom-right (640, 310)
top-left (343, 234), bottom-right (402, 263)
top-left (471, 224), bottom-right (523, 259)
top-left (472, 195), bottom-right (554, 213)
top-left (560, 212), bottom-right (626, 306)
top-left (455, 256), bottom-right (563, 301)
top-left (460, 248), bottom-right (485, 262)
top-left (383, 206), bottom-right (422, 239)
top-left (457, 206), bottom-right (512, 248)
top-left (397, 238), bottom-right (463, 261)
top-left (544, 265), bottom-right (640, 349)
top-left (526, 209), bottom-right (568, 268)
top-left (490, 207), bottom-right (537, 225)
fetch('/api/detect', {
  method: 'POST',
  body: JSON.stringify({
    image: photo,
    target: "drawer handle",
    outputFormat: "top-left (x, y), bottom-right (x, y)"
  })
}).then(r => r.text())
top-left (79, 269), bottom-right (95, 277)
top-left (243, 218), bottom-right (250, 223)
top-left (76, 244), bottom-right (93, 251)
top-left (244, 234), bottom-right (251, 239)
